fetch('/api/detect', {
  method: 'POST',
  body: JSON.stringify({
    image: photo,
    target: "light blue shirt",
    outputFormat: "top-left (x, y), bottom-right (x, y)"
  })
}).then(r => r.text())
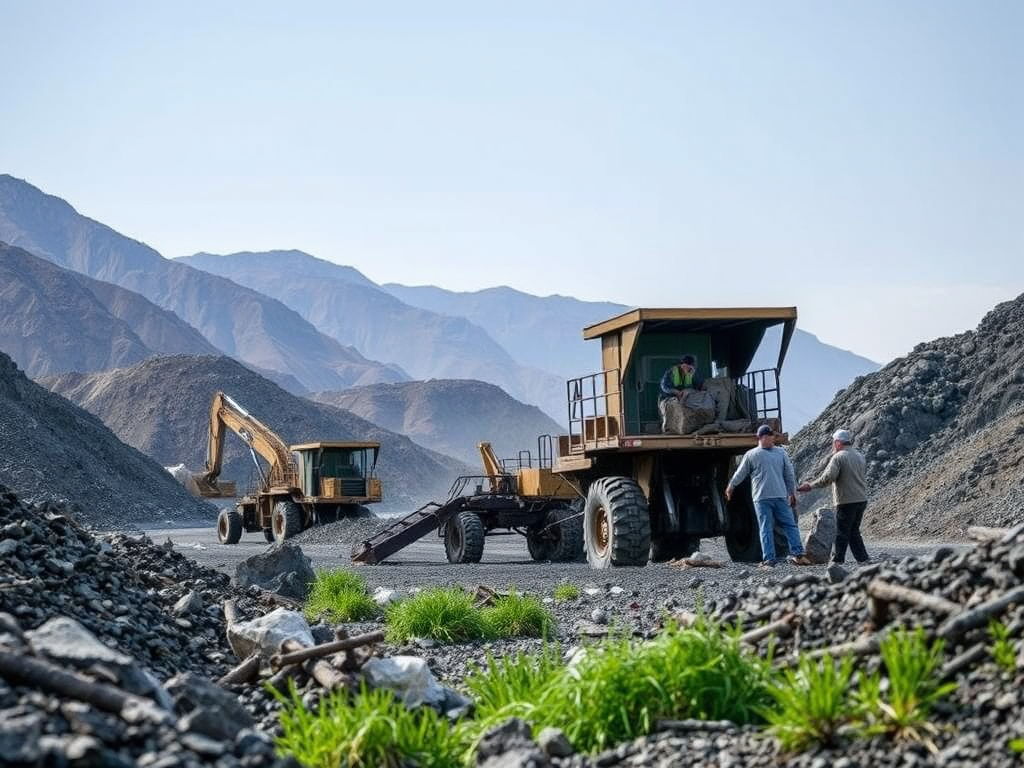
top-left (728, 446), bottom-right (797, 501)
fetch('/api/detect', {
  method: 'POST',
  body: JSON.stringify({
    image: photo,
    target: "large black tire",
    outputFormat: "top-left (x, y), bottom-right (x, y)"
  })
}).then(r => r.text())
top-left (584, 477), bottom-right (651, 568)
top-left (217, 508), bottom-right (243, 545)
top-left (445, 511), bottom-right (485, 564)
top-left (724, 481), bottom-right (762, 563)
top-left (650, 532), bottom-right (699, 562)
top-left (526, 504), bottom-right (583, 562)
top-left (272, 500), bottom-right (304, 543)
top-left (263, 528), bottom-right (275, 544)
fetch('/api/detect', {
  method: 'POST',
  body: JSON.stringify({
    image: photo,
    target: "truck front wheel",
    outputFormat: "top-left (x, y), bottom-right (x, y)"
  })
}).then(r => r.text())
top-left (584, 477), bottom-right (651, 568)
top-left (445, 511), bottom-right (485, 563)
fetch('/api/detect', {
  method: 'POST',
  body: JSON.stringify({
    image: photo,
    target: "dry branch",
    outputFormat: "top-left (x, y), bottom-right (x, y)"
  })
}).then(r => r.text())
top-left (938, 585), bottom-right (1024, 640)
top-left (867, 579), bottom-right (960, 616)
top-left (740, 614), bottom-right (797, 645)
top-left (217, 654), bottom-right (261, 686)
top-left (940, 643), bottom-right (987, 680)
top-left (279, 639), bottom-right (351, 690)
top-left (270, 629), bottom-right (385, 670)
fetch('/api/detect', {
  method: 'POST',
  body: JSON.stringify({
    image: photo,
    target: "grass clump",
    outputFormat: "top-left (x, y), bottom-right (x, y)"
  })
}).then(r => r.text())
top-left (386, 587), bottom-right (491, 644)
top-left (273, 683), bottom-right (465, 768)
top-left (553, 582), bottom-right (580, 602)
top-left (305, 569), bottom-right (378, 623)
top-left (765, 653), bottom-right (857, 752)
top-left (464, 645), bottom-right (564, 720)
top-left (483, 591), bottom-right (552, 638)
top-left (859, 627), bottom-right (956, 748)
top-left (990, 620), bottom-right (1017, 673)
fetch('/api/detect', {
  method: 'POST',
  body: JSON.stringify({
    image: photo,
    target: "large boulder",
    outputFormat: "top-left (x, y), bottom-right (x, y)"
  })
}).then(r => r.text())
top-left (803, 507), bottom-right (837, 564)
top-left (226, 608), bottom-right (314, 660)
top-left (235, 542), bottom-right (315, 599)
top-left (164, 672), bottom-right (255, 741)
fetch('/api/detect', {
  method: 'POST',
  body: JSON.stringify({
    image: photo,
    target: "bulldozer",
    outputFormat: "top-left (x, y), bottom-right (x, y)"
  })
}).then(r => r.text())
top-left (194, 392), bottom-right (382, 544)
top-left (553, 306), bottom-right (798, 566)
top-left (352, 438), bottom-right (582, 564)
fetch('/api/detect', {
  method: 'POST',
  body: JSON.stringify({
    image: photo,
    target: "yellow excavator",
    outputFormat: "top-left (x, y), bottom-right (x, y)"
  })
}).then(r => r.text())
top-left (194, 392), bottom-right (382, 544)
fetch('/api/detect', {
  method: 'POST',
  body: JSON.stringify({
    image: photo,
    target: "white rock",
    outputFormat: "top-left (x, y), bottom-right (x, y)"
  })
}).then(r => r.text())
top-left (362, 656), bottom-right (446, 708)
top-left (373, 587), bottom-right (399, 606)
top-left (608, 586), bottom-right (625, 596)
top-left (689, 551), bottom-right (712, 562)
top-left (583, 587), bottom-right (601, 597)
top-left (227, 608), bottom-right (313, 660)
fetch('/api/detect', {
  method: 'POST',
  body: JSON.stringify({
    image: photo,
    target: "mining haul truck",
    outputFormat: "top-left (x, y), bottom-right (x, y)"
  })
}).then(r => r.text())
top-left (554, 306), bottom-right (798, 567)
top-left (352, 306), bottom-right (797, 568)
top-left (194, 392), bottom-right (382, 544)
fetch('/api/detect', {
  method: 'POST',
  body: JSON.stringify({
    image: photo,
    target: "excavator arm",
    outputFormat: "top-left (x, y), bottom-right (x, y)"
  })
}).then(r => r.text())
top-left (193, 392), bottom-right (298, 497)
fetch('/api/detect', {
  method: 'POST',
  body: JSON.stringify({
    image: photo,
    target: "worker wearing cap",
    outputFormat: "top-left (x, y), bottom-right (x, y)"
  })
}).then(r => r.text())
top-left (797, 429), bottom-right (869, 564)
top-left (659, 354), bottom-right (705, 401)
top-left (725, 425), bottom-right (811, 567)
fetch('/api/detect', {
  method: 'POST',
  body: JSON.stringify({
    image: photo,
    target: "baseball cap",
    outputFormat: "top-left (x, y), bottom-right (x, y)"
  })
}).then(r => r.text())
top-left (832, 429), bottom-right (853, 444)
top-left (680, 354), bottom-right (696, 365)
top-left (756, 425), bottom-right (773, 438)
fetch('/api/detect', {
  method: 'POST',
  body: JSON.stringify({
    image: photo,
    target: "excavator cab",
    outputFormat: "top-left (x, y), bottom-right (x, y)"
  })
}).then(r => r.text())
top-left (291, 442), bottom-right (382, 501)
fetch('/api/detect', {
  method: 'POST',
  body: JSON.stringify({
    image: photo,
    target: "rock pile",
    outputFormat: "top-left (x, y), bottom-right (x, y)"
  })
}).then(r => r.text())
top-left (0, 351), bottom-right (214, 528)
top-left (790, 291), bottom-right (1024, 538)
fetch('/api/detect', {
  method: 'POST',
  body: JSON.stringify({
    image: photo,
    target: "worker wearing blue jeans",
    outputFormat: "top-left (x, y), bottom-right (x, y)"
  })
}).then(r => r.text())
top-left (725, 425), bottom-right (812, 567)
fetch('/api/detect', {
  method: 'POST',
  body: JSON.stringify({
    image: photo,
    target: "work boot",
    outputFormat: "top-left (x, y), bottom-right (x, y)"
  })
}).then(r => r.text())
top-left (789, 554), bottom-right (814, 566)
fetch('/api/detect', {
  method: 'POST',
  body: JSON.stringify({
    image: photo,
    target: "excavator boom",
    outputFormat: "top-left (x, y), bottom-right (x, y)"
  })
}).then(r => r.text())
top-left (194, 392), bottom-right (298, 497)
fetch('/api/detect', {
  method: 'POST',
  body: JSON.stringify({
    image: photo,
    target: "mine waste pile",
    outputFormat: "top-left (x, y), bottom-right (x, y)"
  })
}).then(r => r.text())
top-left (791, 291), bottom-right (1024, 539)
top-left (4, 479), bottom-right (1024, 767)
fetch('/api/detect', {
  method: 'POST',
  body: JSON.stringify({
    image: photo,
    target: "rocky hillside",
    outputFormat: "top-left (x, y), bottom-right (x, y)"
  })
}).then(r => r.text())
top-left (0, 351), bottom-right (213, 527)
top-left (0, 175), bottom-right (406, 391)
top-left (0, 242), bottom-right (220, 378)
top-left (44, 355), bottom-right (470, 512)
top-left (311, 379), bottom-right (565, 466)
top-left (179, 250), bottom-right (565, 420)
top-left (790, 292), bottom-right (1024, 539)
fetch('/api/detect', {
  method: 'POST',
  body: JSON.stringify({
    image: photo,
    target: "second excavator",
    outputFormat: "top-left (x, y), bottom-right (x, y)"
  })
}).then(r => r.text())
top-left (193, 391), bottom-right (382, 544)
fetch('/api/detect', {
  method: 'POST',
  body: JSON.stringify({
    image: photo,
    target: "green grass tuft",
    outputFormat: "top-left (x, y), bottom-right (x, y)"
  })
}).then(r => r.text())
top-left (305, 569), bottom-right (378, 623)
top-left (464, 645), bottom-right (564, 721)
top-left (553, 582), bottom-right (580, 602)
top-left (483, 591), bottom-right (552, 638)
top-left (990, 620), bottom-right (1017, 673)
top-left (765, 653), bottom-right (857, 752)
top-left (273, 682), bottom-right (466, 768)
top-left (385, 587), bottom-right (492, 644)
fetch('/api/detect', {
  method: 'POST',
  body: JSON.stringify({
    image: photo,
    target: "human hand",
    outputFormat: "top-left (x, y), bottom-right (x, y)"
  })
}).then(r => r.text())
top-left (724, 486), bottom-right (733, 502)
top-left (797, 483), bottom-right (811, 494)
top-left (788, 494), bottom-right (797, 510)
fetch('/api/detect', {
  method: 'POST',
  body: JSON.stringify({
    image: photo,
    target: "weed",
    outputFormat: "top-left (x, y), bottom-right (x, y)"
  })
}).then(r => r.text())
top-left (1009, 737), bottom-right (1024, 754)
top-left (483, 591), bottom-right (552, 638)
top-left (385, 587), bottom-right (491, 644)
top-left (273, 682), bottom-right (466, 768)
top-left (990, 620), bottom-right (1017, 673)
top-left (764, 653), bottom-right (857, 752)
top-left (464, 645), bottom-right (564, 720)
top-left (860, 627), bottom-right (956, 749)
top-left (305, 569), bottom-right (378, 623)
top-left (529, 618), bottom-right (773, 753)
top-left (553, 583), bottom-right (580, 602)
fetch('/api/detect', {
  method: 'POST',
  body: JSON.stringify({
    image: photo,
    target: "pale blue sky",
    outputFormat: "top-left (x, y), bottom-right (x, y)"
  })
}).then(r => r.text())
top-left (2, 1), bottom-right (1021, 363)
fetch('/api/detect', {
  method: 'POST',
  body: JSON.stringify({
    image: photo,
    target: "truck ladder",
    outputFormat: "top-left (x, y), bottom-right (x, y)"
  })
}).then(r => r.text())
top-left (351, 498), bottom-right (463, 564)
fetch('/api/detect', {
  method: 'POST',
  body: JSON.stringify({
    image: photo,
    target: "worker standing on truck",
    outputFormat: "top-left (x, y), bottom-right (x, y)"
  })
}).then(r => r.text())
top-left (725, 425), bottom-right (812, 568)
top-left (797, 428), bottom-right (869, 564)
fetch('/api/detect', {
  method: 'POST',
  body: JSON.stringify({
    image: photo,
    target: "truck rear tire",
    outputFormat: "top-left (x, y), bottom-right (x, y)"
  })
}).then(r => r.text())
top-left (724, 482), bottom-right (762, 563)
top-left (584, 477), bottom-right (651, 568)
top-left (217, 508), bottom-right (243, 545)
top-left (263, 528), bottom-right (275, 543)
top-left (526, 504), bottom-right (583, 562)
top-left (272, 501), bottom-right (303, 543)
top-left (445, 511), bottom-right (485, 564)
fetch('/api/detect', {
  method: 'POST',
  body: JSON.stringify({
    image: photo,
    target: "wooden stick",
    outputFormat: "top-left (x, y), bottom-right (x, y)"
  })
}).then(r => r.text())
top-left (804, 634), bottom-right (880, 661)
top-left (938, 585), bottom-right (1024, 641)
top-left (217, 654), bottom-right (261, 686)
top-left (656, 719), bottom-right (736, 732)
top-left (280, 640), bottom-right (352, 690)
top-left (940, 643), bottom-right (987, 681)
top-left (266, 663), bottom-right (306, 693)
top-left (0, 651), bottom-right (151, 716)
top-left (740, 614), bottom-right (797, 646)
top-left (867, 579), bottom-right (960, 616)
top-left (966, 526), bottom-right (1011, 543)
top-left (271, 630), bottom-right (385, 670)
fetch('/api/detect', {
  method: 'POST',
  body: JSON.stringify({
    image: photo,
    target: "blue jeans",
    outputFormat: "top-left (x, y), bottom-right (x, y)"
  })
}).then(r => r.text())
top-left (754, 497), bottom-right (803, 562)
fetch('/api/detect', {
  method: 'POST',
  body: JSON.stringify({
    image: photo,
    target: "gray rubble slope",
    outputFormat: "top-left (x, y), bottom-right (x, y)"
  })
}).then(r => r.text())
top-left (0, 174), bottom-right (406, 391)
top-left (0, 242), bottom-right (219, 379)
top-left (790, 291), bottom-right (1024, 538)
top-left (311, 379), bottom-right (565, 466)
top-left (44, 355), bottom-right (471, 512)
top-left (0, 351), bottom-right (214, 527)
